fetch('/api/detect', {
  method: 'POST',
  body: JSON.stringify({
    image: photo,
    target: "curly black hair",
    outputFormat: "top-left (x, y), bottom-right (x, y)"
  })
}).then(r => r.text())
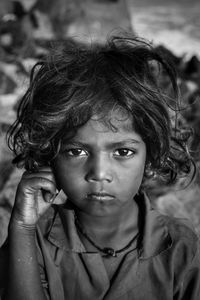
top-left (7, 32), bottom-right (195, 184)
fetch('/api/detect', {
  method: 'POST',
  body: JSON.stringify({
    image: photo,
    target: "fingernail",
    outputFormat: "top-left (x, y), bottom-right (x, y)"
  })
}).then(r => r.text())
top-left (45, 192), bottom-right (54, 203)
top-left (50, 189), bottom-right (60, 202)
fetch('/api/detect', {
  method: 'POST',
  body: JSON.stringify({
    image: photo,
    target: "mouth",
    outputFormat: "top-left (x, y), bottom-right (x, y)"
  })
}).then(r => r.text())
top-left (87, 192), bottom-right (115, 201)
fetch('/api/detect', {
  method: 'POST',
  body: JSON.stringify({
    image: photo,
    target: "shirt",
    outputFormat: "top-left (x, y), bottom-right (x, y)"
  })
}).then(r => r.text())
top-left (1, 193), bottom-right (200, 299)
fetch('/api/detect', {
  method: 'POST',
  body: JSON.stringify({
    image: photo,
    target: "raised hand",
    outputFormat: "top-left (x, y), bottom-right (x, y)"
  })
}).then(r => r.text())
top-left (11, 167), bottom-right (67, 227)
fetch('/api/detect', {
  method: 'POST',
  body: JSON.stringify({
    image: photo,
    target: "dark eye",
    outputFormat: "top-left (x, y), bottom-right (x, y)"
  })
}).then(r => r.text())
top-left (65, 148), bottom-right (87, 157)
top-left (114, 148), bottom-right (135, 157)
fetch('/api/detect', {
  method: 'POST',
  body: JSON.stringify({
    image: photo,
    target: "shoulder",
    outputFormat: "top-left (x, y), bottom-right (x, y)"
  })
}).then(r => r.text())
top-left (158, 213), bottom-right (200, 296)
top-left (142, 209), bottom-right (200, 279)
top-left (137, 194), bottom-right (200, 260)
top-left (0, 240), bottom-right (8, 286)
top-left (156, 211), bottom-right (200, 261)
top-left (161, 213), bottom-right (198, 246)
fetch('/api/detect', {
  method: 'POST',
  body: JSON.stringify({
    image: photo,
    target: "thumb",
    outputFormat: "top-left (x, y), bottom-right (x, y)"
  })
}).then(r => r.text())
top-left (43, 191), bottom-right (54, 203)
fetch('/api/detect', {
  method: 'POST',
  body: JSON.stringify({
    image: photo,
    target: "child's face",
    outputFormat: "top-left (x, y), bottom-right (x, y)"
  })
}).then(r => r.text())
top-left (53, 110), bottom-right (146, 216)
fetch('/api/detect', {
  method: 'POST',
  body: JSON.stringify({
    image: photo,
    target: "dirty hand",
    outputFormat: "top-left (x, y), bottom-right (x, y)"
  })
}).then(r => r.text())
top-left (11, 167), bottom-right (67, 227)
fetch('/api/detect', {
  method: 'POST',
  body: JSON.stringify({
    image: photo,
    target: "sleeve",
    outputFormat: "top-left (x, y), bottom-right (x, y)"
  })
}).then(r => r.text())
top-left (35, 223), bottom-right (65, 300)
top-left (0, 236), bottom-right (50, 300)
top-left (174, 238), bottom-right (200, 300)
top-left (0, 241), bottom-right (8, 299)
top-left (35, 232), bottom-right (51, 300)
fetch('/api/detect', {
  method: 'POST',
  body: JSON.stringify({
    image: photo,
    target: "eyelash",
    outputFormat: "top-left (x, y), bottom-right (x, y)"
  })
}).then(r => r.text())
top-left (64, 148), bottom-right (136, 158)
top-left (114, 149), bottom-right (136, 157)
top-left (65, 149), bottom-right (87, 157)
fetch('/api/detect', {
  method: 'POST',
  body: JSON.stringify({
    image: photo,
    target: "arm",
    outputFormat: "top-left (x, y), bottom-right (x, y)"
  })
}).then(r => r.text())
top-left (2, 167), bottom-right (66, 300)
top-left (179, 246), bottom-right (200, 300)
top-left (4, 223), bottom-right (47, 300)
top-left (174, 239), bottom-right (200, 300)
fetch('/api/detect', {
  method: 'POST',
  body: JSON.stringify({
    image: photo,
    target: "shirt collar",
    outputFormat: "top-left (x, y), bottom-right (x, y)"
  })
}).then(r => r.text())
top-left (136, 193), bottom-right (172, 259)
top-left (47, 204), bottom-right (85, 252)
top-left (46, 193), bottom-right (172, 258)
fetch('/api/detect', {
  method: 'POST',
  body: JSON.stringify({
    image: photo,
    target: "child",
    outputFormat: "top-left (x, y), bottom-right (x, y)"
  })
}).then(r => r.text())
top-left (1, 32), bottom-right (200, 300)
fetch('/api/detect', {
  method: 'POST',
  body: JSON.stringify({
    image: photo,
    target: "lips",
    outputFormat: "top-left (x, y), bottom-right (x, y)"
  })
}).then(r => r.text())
top-left (87, 192), bottom-right (115, 201)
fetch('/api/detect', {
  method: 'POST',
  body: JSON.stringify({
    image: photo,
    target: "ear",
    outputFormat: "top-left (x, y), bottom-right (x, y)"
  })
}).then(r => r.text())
top-left (144, 163), bottom-right (156, 178)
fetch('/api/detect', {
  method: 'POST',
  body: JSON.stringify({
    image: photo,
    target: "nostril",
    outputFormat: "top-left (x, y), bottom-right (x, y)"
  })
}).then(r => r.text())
top-left (85, 169), bottom-right (113, 183)
top-left (85, 155), bottom-right (113, 182)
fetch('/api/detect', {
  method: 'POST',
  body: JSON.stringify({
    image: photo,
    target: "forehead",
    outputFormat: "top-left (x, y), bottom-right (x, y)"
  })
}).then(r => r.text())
top-left (90, 109), bottom-right (134, 133)
top-left (64, 109), bottom-right (144, 144)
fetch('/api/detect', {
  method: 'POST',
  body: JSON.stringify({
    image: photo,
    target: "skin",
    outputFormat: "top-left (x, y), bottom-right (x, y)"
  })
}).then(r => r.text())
top-left (53, 110), bottom-right (147, 247)
top-left (12, 167), bottom-right (60, 226)
top-left (12, 109), bottom-right (146, 230)
top-left (5, 110), bottom-right (146, 300)
top-left (5, 171), bottom-right (57, 300)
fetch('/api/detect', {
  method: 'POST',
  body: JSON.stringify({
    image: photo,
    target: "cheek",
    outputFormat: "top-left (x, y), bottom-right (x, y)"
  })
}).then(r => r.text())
top-left (121, 170), bottom-right (144, 188)
top-left (120, 159), bottom-right (146, 188)
top-left (53, 161), bottom-right (84, 194)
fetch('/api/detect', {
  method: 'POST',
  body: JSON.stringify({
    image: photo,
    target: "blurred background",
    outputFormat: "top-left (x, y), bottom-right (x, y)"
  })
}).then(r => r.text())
top-left (0, 0), bottom-right (200, 246)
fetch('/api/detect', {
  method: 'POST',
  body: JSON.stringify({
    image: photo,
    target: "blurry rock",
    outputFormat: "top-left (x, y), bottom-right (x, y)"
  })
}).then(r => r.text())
top-left (184, 57), bottom-right (200, 87)
top-left (31, 0), bottom-right (132, 41)
top-left (20, 0), bottom-right (37, 11)
top-left (0, 95), bottom-right (18, 135)
top-left (18, 57), bottom-right (37, 75)
top-left (0, 17), bottom-right (26, 54)
top-left (32, 0), bottom-right (82, 39)
top-left (156, 44), bottom-right (182, 68)
top-left (0, 1), bottom-right (37, 57)
top-left (0, 129), bottom-right (14, 188)
top-left (0, 62), bottom-right (29, 98)
top-left (184, 55), bottom-right (200, 78)
top-left (0, 32), bottom-right (13, 49)
top-left (156, 193), bottom-right (189, 218)
top-left (98, 0), bottom-right (119, 2)
top-left (12, 1), bottom-right (27, 20)
top-left (0, 160), bottom-right (14, 192)
top-left (0, 167), bottom-right (23, 246)
top-left (0, 94), bottom-right (19, 108)
top-left (0, 0), bottom-right (12, 20)
top-left (0, 62), bottom-right (19, 83)
top-left (0, 69), bottom-right (17, 94)
top-left (30, 10), bottom-right (54, 40)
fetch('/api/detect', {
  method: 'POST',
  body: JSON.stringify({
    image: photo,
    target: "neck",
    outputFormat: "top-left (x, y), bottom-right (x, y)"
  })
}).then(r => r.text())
top-left (74, 200), bottom-right (139, 248)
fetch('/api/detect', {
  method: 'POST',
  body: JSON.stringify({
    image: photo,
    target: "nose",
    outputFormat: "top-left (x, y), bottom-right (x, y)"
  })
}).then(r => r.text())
top-left (85, 153), bottom-right (113, 183)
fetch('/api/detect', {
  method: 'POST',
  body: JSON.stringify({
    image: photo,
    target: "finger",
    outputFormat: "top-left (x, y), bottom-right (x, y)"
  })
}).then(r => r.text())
top-left (42, 190), bottom-right (58, 203)
top-left (35, 166), bottom-right (55, 174)
top-left (23, 166), bottom-right (54, 174)
top-left (22, 171), bottom-right (56, 183)
top-left (21, 177), bottom-right (57, 202)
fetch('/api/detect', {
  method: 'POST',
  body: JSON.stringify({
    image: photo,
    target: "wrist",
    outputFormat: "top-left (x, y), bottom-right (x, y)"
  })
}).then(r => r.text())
top-left (10, 208), bottom-right (38, 227)
top-left (8, 217), bottom-right (37, 235)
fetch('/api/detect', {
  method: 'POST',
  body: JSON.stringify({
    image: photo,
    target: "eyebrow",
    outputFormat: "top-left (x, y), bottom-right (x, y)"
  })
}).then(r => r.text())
top-left (63, 139), bottom-right (141, 148)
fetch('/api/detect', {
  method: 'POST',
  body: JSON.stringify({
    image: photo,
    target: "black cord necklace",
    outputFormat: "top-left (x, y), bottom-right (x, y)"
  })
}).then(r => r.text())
top-left (74, 213), bottom-right (139, 257)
